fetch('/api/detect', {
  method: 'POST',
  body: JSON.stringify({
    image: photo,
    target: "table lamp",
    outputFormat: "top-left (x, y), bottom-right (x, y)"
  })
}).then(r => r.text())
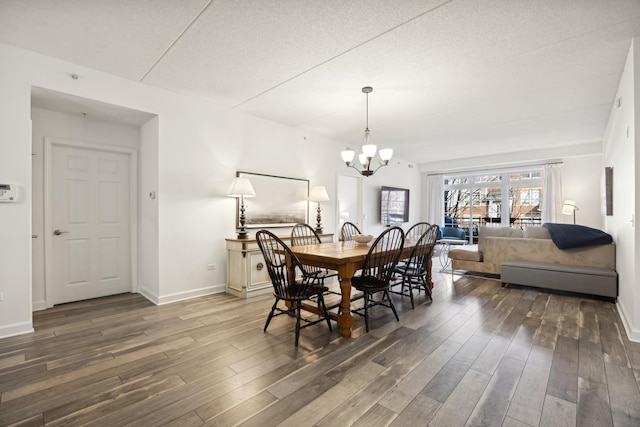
top-left (309, 186), bottom-right (330, 233)
top-left (227, 177), bottom-right (256, 239)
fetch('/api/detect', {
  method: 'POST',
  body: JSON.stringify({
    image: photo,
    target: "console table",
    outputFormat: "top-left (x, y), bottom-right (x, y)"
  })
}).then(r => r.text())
top-left (225, 233), bottom-right (334, 298)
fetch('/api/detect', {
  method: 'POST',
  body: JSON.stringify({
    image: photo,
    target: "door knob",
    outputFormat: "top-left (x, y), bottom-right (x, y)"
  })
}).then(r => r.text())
top-left (53, 229), bottom-right (68, 235)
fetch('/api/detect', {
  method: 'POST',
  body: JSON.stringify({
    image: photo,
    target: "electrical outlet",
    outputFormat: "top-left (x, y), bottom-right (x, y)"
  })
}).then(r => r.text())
top-left (207, 264), bottom-right (216, 270)
top-left (0, 292), bottom-right (4, 301)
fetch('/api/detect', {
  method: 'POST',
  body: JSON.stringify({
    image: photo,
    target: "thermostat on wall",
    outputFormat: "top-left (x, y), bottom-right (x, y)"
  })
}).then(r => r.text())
top-left (0, 184), bottom-right (16, 202)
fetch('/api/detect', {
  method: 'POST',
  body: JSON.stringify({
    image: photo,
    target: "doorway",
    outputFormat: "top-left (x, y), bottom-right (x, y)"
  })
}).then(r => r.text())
top-left (43, 138), bottom-right (138, 306)
top-left (336, 174), bottom-right (363, 238)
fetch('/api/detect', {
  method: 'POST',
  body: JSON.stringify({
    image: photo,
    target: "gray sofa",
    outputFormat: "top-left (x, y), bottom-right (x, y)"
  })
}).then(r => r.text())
top-left (448, 226), bottom-right (617, 299)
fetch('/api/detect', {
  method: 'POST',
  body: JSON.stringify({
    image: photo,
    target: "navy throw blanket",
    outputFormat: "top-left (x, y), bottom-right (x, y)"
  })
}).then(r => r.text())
top-left (542, 223), bottom-right (613, 250)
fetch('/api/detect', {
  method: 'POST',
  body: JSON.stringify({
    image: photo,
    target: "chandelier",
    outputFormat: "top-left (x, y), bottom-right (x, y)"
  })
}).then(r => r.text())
top-left (341, 86), bottom-right (393, 177)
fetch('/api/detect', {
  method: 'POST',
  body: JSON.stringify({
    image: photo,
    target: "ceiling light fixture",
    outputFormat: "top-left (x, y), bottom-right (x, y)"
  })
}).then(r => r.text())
top-left (341, 86), bottom-right (393, 177)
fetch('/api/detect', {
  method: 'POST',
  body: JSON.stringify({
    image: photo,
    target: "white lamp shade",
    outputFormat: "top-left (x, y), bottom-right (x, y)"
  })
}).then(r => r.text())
top-left (309, 186), bottom-right (330, 202)
top-left (379, 148), bottom-right (393, 161)
top-left (362, 143), bottom-right (377, 158)
top-left (341, 149), bottom-right (355, 163)
top-left (562, 199), bottom-right (578, 215)
top-left (226, 177), bottom-right (256, 198)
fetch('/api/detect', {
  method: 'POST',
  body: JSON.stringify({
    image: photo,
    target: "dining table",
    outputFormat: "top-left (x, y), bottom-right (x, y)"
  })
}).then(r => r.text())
top-left (288, 238), bottom-right (428, 338)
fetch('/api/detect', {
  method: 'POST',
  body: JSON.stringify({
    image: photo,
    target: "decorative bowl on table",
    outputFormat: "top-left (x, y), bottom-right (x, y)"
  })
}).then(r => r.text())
top-left (352, 234), bottom-right (374, 245)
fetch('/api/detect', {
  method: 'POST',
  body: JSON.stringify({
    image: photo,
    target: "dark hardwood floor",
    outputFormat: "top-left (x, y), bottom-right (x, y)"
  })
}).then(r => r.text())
top-left (1, 261), bottom-right (640, 426)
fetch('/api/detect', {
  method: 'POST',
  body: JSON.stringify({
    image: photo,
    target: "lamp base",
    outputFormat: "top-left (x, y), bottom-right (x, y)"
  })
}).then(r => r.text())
top-left (236, 230), bottom-right (250, 239)
top-left (315, 204), bottom-right (323, 235)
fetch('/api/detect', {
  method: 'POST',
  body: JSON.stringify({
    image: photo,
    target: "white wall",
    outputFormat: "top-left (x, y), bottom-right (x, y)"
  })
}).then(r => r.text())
top-left (139, 117), bottom-right (160, 302)
top-left (603, 38), bottom-right (639, 342)
top-left (0, 43), bottom-right (421, 337)
top-left (345, 157), bottom-right (422, 238)
top-left (562, 154), bottom-right (604, 229)
top-left (0, 46), bottom-right (37, 337)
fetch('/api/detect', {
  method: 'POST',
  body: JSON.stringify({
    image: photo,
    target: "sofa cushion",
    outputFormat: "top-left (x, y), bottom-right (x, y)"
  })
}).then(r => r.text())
top-left (480, 226), bottom-right (523, 238)
top-left (479, 226), bottom-right (523, 253)
top-left (523, 226), bottom-right (551, 239)
top-left (449, 247), bottom-right (482, 262)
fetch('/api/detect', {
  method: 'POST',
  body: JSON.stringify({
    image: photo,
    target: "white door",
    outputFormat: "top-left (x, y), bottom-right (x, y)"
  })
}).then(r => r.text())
top-left (337, 175), bottom-right (363, 231)
top-left (49, 144), bottom-right (131, 305)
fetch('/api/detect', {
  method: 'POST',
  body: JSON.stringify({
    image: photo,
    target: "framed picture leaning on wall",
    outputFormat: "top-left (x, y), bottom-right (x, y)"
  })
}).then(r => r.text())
top-left (236, 171), bottom-right (309, 228)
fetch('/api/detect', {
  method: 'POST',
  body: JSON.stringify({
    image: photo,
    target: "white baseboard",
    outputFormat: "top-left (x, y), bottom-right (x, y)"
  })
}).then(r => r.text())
top-left (139, 284), bottom-right (226, 306)
top-left (617, 300), bottom-right (640, 343)
top-left (0, 321), bottom-right (34, 340)
top-left (137, 286), bottom-right (160, 305)
top-left (32, 300), bottom-right (48, 312)
top-left (157, 284), bottom-right (226, 305)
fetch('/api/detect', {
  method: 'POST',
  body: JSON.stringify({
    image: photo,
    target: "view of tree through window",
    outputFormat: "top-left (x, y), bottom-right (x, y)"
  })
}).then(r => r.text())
top-left (444, 168), bottom-right (544, 242)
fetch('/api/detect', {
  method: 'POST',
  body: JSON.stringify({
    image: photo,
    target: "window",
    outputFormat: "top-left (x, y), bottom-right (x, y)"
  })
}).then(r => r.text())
top-left (444, 167), bottom-right (544, 240)
top-left (518, 189), bottom-right (540, 206)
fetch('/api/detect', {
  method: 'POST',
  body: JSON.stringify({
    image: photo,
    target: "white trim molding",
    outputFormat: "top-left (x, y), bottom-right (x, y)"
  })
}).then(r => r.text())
top-left (617, 301), bottom-right (640, 343)
top-left (155, 285), bottom-right (227, 306)
top-left (0, 321), bottom-right (34, 340)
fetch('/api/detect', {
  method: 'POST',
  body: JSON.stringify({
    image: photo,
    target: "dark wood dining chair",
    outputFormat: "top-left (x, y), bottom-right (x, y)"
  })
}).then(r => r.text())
top-left (256, 230), bottom-right (332, 346)
top-left (392, 224), bottom-right (439, 308)
top-left (405, 222), bottom-right (431, 240)
top-left (290, 223), bottom-right (340, 290)
top-left (351, 226), bottom-right (405, 332)
top-left (340, 221), bottom-right (361, 241)
top-left (396, 222), bottom-right (432, 270)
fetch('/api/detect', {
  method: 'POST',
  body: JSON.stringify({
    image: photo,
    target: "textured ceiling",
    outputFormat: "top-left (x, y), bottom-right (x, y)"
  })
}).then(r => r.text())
top-left (2, 0), bottom-right (639, 165)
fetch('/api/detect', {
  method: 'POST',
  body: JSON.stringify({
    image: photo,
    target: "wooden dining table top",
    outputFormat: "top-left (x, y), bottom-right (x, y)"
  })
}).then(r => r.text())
top-left (289, 239), bottom-right (417, 268)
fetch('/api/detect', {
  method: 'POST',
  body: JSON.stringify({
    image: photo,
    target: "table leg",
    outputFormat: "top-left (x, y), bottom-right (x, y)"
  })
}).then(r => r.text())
top-left (337, 265), bottom-right (356, 338)
top-left (427, 251), bottom-right (434, 290)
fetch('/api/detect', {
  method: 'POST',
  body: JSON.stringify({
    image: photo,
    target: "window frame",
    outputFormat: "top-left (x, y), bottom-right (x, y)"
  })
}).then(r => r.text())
top-left (443, 167), bottom-right (544, 237)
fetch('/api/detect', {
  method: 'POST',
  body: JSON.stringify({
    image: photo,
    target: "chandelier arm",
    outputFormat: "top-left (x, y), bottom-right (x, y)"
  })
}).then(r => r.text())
top-left (371, 162), bottom-right (388, 174)
top-left (375, 155), bottom-right (390, 168)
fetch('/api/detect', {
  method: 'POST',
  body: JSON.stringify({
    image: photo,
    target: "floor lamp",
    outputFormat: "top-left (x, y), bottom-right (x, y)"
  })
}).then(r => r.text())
top-left (562, 200), bottom-right (579, 224)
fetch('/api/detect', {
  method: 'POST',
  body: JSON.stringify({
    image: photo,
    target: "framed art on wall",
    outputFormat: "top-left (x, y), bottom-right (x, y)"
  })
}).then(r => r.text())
top-left (236, 171), bottom-right (309, 228)
top-left (602, 166), bottom-right (613, 216)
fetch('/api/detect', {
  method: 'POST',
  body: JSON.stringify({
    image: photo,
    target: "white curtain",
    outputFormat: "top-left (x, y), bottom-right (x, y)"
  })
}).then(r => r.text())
top-left (425, 174), bottom-right (445, 226)
top-left (542, 163), bottom-right (563, 223)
